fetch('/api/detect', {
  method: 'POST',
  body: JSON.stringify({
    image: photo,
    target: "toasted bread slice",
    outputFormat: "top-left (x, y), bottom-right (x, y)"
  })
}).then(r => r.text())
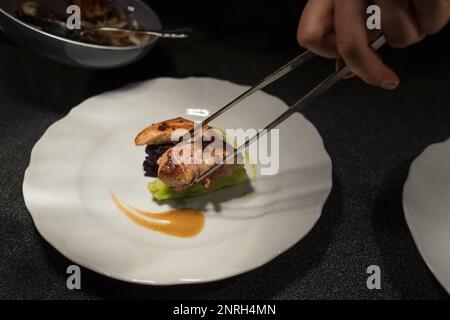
top-left (135, 117), bottom-right (194, 146)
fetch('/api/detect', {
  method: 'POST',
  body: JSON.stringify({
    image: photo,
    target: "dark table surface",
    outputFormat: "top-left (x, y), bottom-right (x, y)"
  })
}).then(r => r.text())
top-left (1, 0), bottom-right (449, 300)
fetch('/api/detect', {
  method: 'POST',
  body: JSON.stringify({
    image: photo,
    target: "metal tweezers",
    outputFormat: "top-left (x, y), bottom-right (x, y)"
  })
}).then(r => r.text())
top-left (186, 35), bottom-right (387, 185)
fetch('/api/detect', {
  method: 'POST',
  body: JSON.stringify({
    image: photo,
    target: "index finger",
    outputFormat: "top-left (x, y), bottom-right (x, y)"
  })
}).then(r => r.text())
top-left (334, 0), bottom-right (399, 89)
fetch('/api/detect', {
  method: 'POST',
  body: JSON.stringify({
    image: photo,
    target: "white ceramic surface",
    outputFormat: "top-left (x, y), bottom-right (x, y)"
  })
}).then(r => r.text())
top-left (403, 138), bottom-right (450, 294)
top-left (23, 77), bottom-right (332, 285)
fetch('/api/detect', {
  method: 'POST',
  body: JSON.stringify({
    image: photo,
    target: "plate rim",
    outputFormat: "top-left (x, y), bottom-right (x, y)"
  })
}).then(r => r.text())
top-left (23, 76), bottom-right (333, 285)
top-left (402, 137), bottom-right (450, 294)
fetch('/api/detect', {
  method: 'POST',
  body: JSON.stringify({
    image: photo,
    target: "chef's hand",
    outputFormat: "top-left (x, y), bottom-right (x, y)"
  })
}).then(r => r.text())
top-left (297, 0), bottom-right (450, 90)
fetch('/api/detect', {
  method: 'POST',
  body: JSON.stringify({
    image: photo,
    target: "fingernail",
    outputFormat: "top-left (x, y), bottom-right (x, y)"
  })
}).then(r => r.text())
top-left (381, 81), bottom-right (399, 90)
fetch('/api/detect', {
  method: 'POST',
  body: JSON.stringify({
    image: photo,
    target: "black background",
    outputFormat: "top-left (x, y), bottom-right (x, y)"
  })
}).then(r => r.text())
top-left (1, 0), bottom-right (449, 299)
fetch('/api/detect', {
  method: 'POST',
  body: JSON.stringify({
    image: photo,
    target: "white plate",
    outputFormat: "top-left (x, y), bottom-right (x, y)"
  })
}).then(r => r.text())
top-left (403, 138), bottom-right (450, 294)
top-left (23, 77), bottom-right (332, 285)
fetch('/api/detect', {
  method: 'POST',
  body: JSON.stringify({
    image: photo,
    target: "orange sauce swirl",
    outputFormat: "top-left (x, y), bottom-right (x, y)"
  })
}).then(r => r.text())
top-left (111, 193), bottom-right (204, 238)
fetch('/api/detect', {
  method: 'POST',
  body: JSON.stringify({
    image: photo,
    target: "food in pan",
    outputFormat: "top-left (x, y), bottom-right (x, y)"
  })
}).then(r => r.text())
top-left (135, 117), bottom-right (249, 200)
top-left (16, 1), bottom-right (152, 47)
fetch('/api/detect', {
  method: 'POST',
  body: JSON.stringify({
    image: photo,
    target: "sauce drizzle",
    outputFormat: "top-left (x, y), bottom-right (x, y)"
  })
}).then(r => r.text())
top-left (111, 193), bottom-right (204, 238)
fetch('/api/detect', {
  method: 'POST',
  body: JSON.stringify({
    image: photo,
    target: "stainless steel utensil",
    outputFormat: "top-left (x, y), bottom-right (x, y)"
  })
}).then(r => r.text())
top-left (187, 36), bottom-right (387, 185)
top-left (80, 27), bottom-right (191, 39)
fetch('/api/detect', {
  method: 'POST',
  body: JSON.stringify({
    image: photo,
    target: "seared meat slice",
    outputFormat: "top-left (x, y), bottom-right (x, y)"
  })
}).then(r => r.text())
top-left (136, 117), bottom-right (243, 191)
top-left (135, 117), bottom-right (195, 146)
top-left (157, 139), bottom-right (242, 191)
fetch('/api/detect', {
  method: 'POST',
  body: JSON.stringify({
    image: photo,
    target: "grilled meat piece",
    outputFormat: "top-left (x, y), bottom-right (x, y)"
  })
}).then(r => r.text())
top-left (136, 117), bottom-right (243, 190)
top-left (135, 117), bottom-right (195, 146)
top-left (157, 139), bottom-right (242, 191)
